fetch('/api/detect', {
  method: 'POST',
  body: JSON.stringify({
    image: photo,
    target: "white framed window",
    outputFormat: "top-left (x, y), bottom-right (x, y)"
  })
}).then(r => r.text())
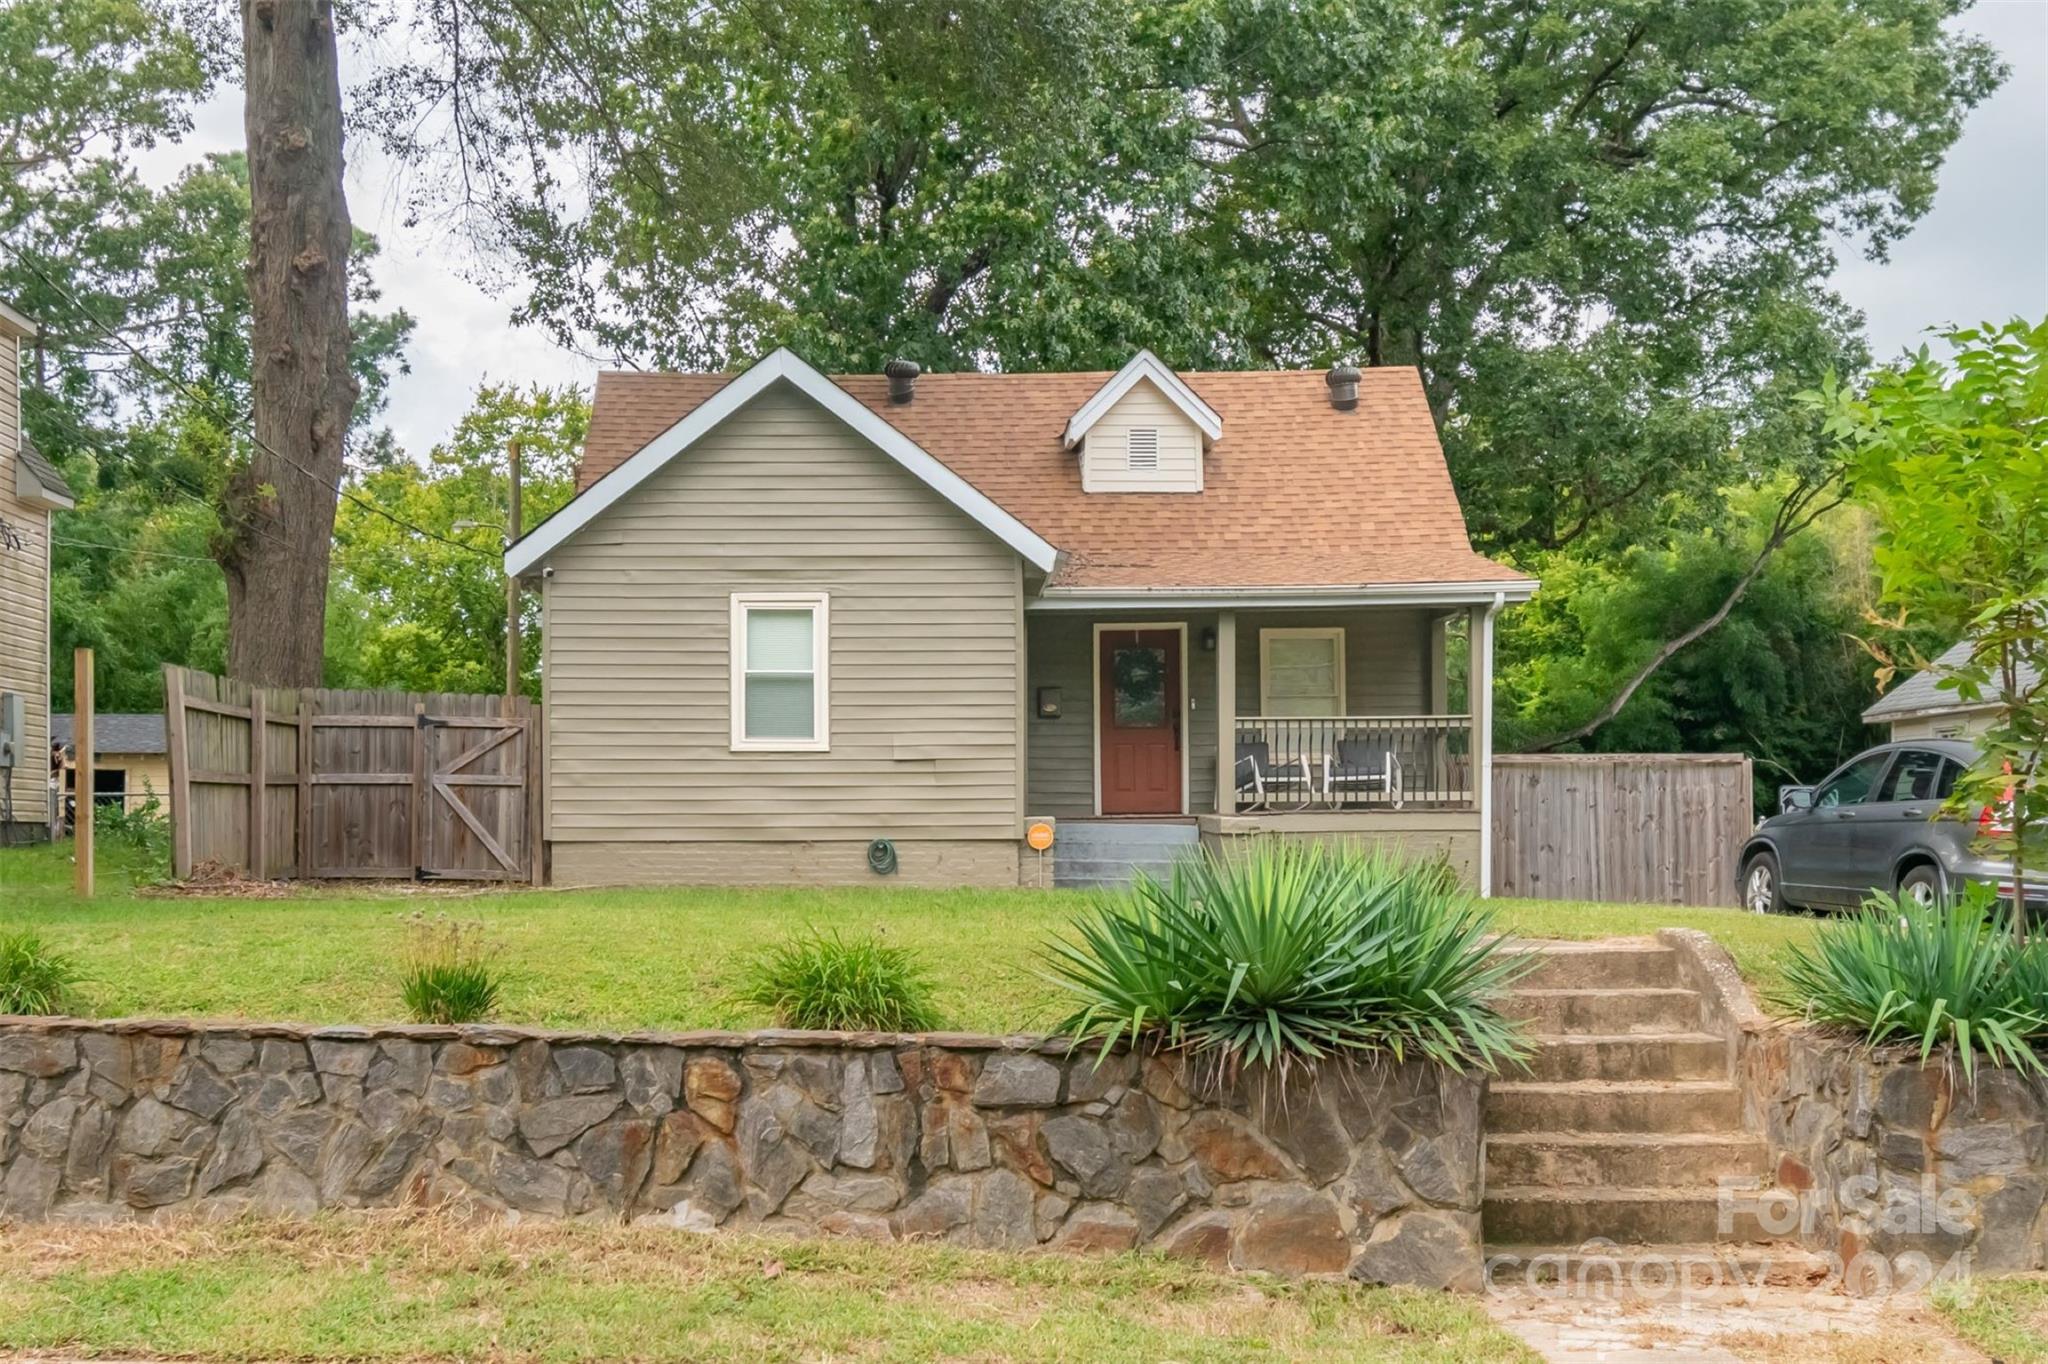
top-left (1126, 427), bottom-right (1160, 470)
top-left (730, 592), bottom-right (830, 751)
top-left (1259, 627), bottom-right (1346, 717)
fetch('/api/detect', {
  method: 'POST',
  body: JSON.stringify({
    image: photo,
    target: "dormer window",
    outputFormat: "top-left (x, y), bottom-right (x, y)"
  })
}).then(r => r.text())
top-left (1065, 351), bottom-right (1222, 495)
top-left (1126, 428), bottom-right (1160, 471)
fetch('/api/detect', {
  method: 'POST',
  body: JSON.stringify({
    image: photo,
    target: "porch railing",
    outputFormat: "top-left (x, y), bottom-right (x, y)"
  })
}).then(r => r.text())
top-left (1230, 715), bottom-right (1475, 811)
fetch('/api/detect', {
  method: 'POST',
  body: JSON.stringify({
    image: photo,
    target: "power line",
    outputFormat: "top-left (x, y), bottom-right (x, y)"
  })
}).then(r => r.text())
top-left (55, 536), bottom-right (218, 563)
top-left (1, 242), bottom-right (499, 562)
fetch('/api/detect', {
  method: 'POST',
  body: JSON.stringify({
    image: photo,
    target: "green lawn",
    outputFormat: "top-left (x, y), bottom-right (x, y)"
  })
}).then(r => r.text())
top-left (0, 1215), bottom-right (1535, 1363)
top-left (1938, 1275), bottom-right (2048, 1362)
top-left (0, 837), bottom-right (1818, 1032)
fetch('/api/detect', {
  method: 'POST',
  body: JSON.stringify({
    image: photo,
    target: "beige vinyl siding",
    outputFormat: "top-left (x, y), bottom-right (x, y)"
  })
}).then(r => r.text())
top-left (1079, 380), bottom-right (1204, 493)
top-left (1020, 611), bottom-right (1224, 820)
top-left (0, 332), bottom-right (51, 830)
top-left (542, 381), bottom-right (1022, 847)
top-left (1888, 710), bottom-right (1996, 743)
top-left (62, 752), bottom-right (171, 812)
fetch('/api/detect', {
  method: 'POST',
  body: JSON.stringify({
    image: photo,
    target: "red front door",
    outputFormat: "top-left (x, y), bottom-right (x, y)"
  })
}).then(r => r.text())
top-left (1098, 628), bottom-right (1182, 815)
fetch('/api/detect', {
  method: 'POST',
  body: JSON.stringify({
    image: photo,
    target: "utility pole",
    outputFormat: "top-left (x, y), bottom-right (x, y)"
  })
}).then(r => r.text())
top-left (506, 438), bottom-right (523, 701)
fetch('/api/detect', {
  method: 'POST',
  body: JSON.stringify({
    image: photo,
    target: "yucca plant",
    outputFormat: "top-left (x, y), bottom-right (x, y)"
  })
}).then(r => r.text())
top-left (1041, 842), bottom-right (1530, 1081)
top-left (0, 931), bottom-right (83, 1016)
top-left (734, 928), bottom-right (941, 1032)
top-left (397, 914), bottom-right (502, 1025)
top-left (1777, 886), bottom-right (2048, 1082)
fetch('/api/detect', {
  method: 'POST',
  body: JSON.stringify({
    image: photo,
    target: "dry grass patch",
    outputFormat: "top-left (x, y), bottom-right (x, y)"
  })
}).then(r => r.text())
top-left (0, 1213), bottom-right (1533, 1363)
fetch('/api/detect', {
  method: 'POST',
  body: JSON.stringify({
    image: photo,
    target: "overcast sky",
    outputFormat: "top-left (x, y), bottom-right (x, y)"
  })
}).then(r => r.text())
top-left (139, 1), bottom-right (2048, 460)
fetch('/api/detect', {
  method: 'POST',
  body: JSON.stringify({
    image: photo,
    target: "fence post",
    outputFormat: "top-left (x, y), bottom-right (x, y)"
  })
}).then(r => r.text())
top-left (410, 702), bottom-right (427, 879)
top-left (249, 692), bottom-right (267, 878)
top-left (163, 665), bottom-right (192, 879)
top-left (297, 704), bottom-right (313, 878)
top-left (74, 648), bottom-right (93, 897)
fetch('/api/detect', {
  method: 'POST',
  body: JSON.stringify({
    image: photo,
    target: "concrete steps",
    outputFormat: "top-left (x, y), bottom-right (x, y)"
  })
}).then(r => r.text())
top-left (1483, 937), bottom-right (1780, 1266)
top-left (1051, 821), bottom-right (1200, 889)
top-left (1486, 1243), bottom-right (1832, 1290)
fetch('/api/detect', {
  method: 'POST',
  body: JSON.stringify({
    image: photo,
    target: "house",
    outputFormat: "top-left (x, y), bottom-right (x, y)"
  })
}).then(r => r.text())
top-left (506, 349), bottom-right (1536, 889)
top-left (1862, 638), bottom-right (2040, 741)
top-left (51, 713), bottom-right (170, 814)
top-left (0, 299), bottom-right (71, 844)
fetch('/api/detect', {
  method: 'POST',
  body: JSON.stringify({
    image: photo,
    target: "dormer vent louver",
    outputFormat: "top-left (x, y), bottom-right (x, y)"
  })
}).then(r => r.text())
top-left (1127, 427), bottom-right (1160, 470)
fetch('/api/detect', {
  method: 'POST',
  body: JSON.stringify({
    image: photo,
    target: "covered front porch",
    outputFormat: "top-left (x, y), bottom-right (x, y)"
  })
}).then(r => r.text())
top-left (1020, 593), bottom-right (1506, 889)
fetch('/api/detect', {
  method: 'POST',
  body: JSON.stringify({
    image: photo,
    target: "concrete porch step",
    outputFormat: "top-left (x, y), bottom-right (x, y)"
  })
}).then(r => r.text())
top-left (1521, 1032), bottom-right (1731, 1083)
top-left (1051, 859), bottom-right (1182, 889)
top-left (1483, 1186), bottom-right (1779, 1246)
top-left (1052, 821), bottom-right (1201, 849)
top-left (1486, 1080), bottom-right (1744, 1134)
top-left (1485, 1242), bottom-right (1832, 1290)
top-left (1486, 1131), bottom-right (1768, 1188)
top-left (1501, 987), bottom-right (1704, 1034)
top-left (1511, 940), bottom-right (1683, 991)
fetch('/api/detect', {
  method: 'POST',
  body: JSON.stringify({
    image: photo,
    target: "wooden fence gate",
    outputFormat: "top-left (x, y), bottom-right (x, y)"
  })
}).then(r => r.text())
top-left (1490, 753), bottom-right (1754, 907)
top-left (163, 666), bottom-right (541, 882)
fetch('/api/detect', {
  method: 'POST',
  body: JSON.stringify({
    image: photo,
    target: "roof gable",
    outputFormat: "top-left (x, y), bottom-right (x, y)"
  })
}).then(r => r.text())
top-left (1862, 639), bottom-right (2042, 722)
top-left (15, 438), bottom-right (74, 510)
top-left (506, 349), bottom-right (1058, 577)
top-left (1062, 350), bottom-right (1222, 449)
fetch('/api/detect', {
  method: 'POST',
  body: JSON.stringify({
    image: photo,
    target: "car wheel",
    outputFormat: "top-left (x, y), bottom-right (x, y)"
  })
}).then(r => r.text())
top-left (1898, 864), bottom-right (1944, 910)
top-left (1742, 851), bottom-right (1787, 914)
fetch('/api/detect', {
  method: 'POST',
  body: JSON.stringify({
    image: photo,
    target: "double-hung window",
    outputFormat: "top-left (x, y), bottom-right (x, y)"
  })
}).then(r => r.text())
top-left (1259, 627), bottom-right (1346, 717)
top-left (730, 593), bottom-right (829, 751)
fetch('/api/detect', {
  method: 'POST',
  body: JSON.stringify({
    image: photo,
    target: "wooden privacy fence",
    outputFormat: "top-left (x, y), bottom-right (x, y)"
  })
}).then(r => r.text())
top-left (1490, 753), bottom-right (1754, 906)
top-left (162, 666), bottom-right (541, 882)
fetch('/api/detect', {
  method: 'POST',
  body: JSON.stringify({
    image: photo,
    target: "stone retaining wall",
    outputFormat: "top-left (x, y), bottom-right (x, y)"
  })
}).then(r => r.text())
top-left (0, 1018), bottom-right (1485, 1289)
top-left (1664, 929), bottom-right (2048, 1276)
top-left (1742, 1031), bottom-right (2048, 1275)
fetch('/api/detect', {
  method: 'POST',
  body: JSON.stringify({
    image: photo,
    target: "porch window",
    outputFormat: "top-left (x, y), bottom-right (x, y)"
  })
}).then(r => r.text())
top-left (730, 593), bottom-right (829, 751)
top-left (1259, 628), bottom-right (1345, 717)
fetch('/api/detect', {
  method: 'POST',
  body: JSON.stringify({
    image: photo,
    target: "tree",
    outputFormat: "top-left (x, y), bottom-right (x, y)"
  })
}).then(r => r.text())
top-left (1828, 318), bottom-right (2048, 931)
top-left (229, 0), bottom-right (358, 686)
top-left (332, 383), bottom-right (586, 697)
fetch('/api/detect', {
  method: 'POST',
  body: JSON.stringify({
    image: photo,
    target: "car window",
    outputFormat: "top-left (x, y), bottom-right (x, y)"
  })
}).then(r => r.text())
top-left (1878, 750), bottom-right (1946, 803)
top-left (1937, 759), bottom-right (1963, 800)
top-left (1814, 752), bottom-right (1890, 809)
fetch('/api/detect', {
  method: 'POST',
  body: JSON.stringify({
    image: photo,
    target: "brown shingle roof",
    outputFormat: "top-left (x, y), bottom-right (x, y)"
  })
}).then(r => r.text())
top-left (575, 366), bottom-right (1527, 591)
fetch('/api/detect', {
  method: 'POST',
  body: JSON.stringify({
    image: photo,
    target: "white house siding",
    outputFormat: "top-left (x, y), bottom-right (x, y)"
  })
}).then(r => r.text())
top-left (1079, 379), bottom-right (1204, 493)
top-left (1887, 710), bottom-right (1997, 743)
top-left (0, 332), bottom-right (51, 835)
top-left (541, 380), bottom-right (1025, 887)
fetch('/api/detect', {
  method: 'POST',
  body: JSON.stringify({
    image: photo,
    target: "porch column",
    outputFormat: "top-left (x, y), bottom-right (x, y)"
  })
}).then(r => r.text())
top-left (1469, 597), bottom-right (1501, 897)
top-left (1214, 610), bottom-right (1236, 814)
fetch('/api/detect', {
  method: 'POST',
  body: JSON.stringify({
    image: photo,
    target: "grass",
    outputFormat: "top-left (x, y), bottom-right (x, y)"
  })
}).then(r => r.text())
top-left (1937, 1275), bottom-right (2048, 1362)
top-left (0, 1215), bottom-right (1537, 1363)
top-left (0, 838), bottom-right (1820, 1031)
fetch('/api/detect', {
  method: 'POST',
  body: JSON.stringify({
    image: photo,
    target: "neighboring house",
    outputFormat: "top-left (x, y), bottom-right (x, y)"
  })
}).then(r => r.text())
top-left (52, 713), bottom-right (171, 813)
top-left (0, 299), bottom-right (72, 843)
top-left (507, 349), bottom-right (1536, 889)
top-left (1862, 639), bottom-right (2041, 742)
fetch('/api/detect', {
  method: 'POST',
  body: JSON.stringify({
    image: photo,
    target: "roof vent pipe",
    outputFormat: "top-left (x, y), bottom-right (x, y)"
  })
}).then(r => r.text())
top-left (885, 357), bottom-right (921, 404)
top-left (1326, 362), bottom-right (1361, 411)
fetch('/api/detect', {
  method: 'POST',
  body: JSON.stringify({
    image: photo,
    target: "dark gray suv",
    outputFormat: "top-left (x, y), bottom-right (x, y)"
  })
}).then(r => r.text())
top-left (1736, 739), bottom-right (2047, 914)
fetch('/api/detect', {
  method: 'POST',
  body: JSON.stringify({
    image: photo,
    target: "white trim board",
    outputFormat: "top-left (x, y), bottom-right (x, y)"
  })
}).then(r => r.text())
top-left (505, 348), bottom-right (1060, 578)
top-left (1031, 581), bottom-right (1538, 611)
top-left (1062, 351), bottom-right (1223, 449)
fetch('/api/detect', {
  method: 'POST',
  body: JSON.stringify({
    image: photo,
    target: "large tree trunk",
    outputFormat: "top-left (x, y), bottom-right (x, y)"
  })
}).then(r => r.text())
top-left (224, 0), bottom-right (357, 687)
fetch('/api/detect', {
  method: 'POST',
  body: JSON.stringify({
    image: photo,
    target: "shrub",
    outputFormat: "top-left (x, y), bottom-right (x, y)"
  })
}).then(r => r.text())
top-left (1777, 885), bottom-right (2047, 1081)
top-left (97, 787), bottom-right (171, 875)
top-left (0, 931), bottom-right (83, 1016)
top-left (734, 929), bottom-right (941, 1032)
top-left (397, 914), bottom-right (502, 1025)
top-left (1041, 842), bottom-right (1530, 1081)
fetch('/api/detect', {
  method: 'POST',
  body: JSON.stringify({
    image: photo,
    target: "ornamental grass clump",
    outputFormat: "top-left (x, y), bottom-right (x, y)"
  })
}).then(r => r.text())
top-left (1777, 885), bottom-right (2048, 1082)
top-left (0, 931), bottom-right (83, 1016)
top-left (397, 913), bottom-right (502, 1025)
top-left (1041, 842), bottom-right (1530, 1081)
top-left (735, 928), bottom-right (941, 1032)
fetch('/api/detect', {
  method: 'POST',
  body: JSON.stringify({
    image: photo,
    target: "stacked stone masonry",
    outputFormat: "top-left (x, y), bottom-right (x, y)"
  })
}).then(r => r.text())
top-left (0, 1019), bottom-right (1485, 1289)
